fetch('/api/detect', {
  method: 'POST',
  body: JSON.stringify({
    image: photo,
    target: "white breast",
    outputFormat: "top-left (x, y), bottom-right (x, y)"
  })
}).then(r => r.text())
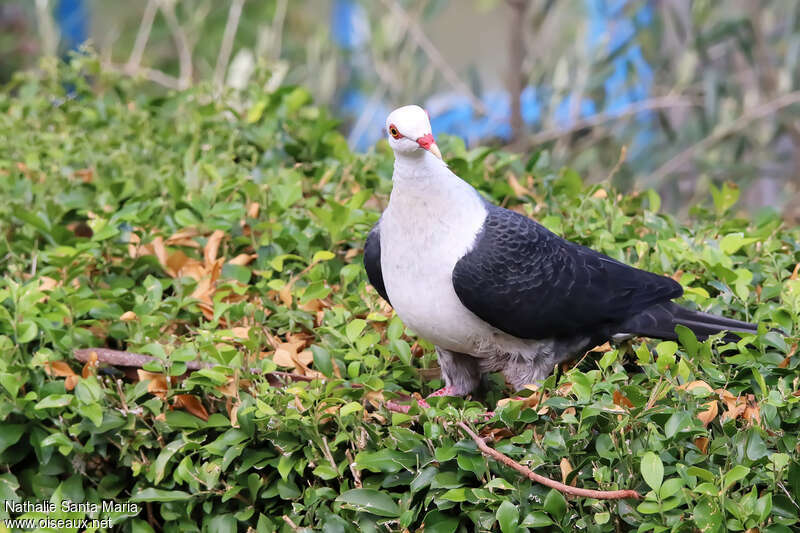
top-left (379, 152), bottom-right (496, 353)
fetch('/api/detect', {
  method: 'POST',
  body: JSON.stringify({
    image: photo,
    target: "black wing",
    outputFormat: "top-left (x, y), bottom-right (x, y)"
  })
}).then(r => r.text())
top-left (451, 205), bottom-right (683, 340)
top-left (364, 221), bottom-right (390, 304)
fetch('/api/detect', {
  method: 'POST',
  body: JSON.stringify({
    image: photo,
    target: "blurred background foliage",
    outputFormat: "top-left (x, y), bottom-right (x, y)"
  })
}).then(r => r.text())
top-left (3, 0), bottom-right (800, 219)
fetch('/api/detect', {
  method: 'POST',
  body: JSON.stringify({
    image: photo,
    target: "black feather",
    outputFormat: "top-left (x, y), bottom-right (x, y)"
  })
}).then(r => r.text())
top-left (364, 222), bottom-right (390, 304)
top-left (453, 203), bottom-right (695, 340)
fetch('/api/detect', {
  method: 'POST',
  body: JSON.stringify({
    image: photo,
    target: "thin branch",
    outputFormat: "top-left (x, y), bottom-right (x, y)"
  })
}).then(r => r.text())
top-left (346, 449), bottom-right (362, 488)
top-left (156, 0), bottom-right (193, 89)
top-left (126, 0), bottom-right (159, 72)
top-left (648, 91), bottom-right (800, 184)
top-left (381, 0), bottom-right (487, 115)
top-left (270, 0), bottom-right (288, 60)
top-left (214, 0), bottom-right (246, 91)
top-left (34, 0), bottom-right (59, 57)
top-left (457, 421), bottom-right (641, 500)
top-left (507, 0), bottom-right (528, 144)
top-left (103, 61), bottom-right (183, 90)
top-left (321, 436), bottom-right (340, 477)
top-left (529, 96), bottom-right (697, 145)
top-left (73, 347), bottom-right (317, 384)
top-left (281, 515), bottom-right (300, 532)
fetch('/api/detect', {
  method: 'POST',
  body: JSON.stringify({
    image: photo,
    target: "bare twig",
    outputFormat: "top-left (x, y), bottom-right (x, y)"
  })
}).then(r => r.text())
top-left (381, 0), bottom-right (487, 115)
top-left (34, 0), bottom-right (59, 57)
top-left (648, 91), bottom-right (800, 184)
top-left (507, 0), bottom-right (528, 144)
top-left (321, 436), bottom-right (340, 476)
top-left (103, 61), bottom-right (183, 90)
top-left (529, 96), bottom-right (697, 145)
top-left (269, 0), bottom-right (288, 60)
top-left (156, 0), bottom-right (193, 89)
top-left (126, 0), bottom-right (159, 72)
top-left (457, 421), bottom-right (640, 500)
top-left (72, 347), bottom-right (317, 384)
top-left (214, 0), bottom-right (246, 91)
top-left (281, 515), bottom-right (300, 531)
top-left (346, 449), bottom-right (362, 488)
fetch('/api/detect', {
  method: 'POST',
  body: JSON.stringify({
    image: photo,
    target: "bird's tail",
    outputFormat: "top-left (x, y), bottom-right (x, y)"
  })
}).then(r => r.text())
top-left (614, 302), bottom-right (758, 343)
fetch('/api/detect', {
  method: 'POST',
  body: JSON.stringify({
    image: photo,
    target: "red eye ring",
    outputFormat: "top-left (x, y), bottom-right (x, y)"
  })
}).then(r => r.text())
top-left (388, 124), bottom-right (402, 139)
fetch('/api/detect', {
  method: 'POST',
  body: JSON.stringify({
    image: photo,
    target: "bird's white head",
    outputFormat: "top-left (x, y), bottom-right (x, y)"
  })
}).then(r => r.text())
top-left (385, 105), bottom-right (442, 160)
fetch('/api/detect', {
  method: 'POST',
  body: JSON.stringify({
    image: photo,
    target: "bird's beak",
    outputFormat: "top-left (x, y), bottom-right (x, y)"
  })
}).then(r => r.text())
top-left (416, 133), bottom-right (442, 160)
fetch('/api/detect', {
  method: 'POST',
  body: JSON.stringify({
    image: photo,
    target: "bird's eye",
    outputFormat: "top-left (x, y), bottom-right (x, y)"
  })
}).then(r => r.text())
top-left (389, 125), bottom-right (401, 139)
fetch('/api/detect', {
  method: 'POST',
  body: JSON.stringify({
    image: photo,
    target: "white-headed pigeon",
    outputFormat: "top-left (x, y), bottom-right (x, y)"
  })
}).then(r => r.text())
top-left (365, 104), bottom-right (758, 403)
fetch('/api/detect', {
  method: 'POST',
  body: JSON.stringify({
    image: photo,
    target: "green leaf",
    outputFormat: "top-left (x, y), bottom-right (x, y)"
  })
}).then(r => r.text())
top-left (310, 345), bottom-right (334, 377)
top-left (16, 321), bottom-right (38, 343)
top-left (421, 510), bottom-right (459, 533)
top-left (641, 452), bottom-right (664, 491)
top-left (659, 478), bottom-right (683, 499)
top-left (130, 488), bottom-right (192, 502)
top-left (496, 500), bottom-right (519, 533)
top-left (521, 511), bottom-right (553, 528)
top-left (346, 319), bottom-right (367, 342)
top-left (723, 465), bottom-right (750, 490)
top-left (693, 499), bottom-right (723, 532)
top-left (339, 401), bottom-right (362, 417)
top-left (543, 489), bottom-right (566, 520)
top-left (312, 250), bottom-right (335, 263)
top-left (35, 394), bottom-right (73, 409)
top-left (0, 424), bottom-right (25, 455)
top-left (335, 489), bottom-right (400, 517)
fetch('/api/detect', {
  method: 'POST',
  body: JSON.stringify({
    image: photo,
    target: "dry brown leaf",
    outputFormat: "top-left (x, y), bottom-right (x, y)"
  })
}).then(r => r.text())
top-left (138, 370), bottom-right (168, 399)
top-left (81, 350), bottom-right (98, 379)
top-left (45, 360), bottom-right (81, 391)
top-left (155, 412), bottom-right (167, 422)
top-left (591, 342), bottom-right (612, 352)
top-left (779, 343), bottom-right (798, 369)
top-left (247, 202), bottom-right (260, 219)
top-left (293, 396), bottom-right (306, 413)
top-left (44, 360), bottom-right (77, 378)
top-left (677, 381), bottom-right (718, 426)
top-left (507, 174), bottom-right (532, 197)
top-left (278, 284), bottom-right (293, 308)
top-left (613, 390), bottom-right (634, 409)
top-left (228, 253), bottom-right (257, 266)
top-left (345, 248), bottom-right (360, 261)
top-left (166, 228), bottom-right (202, 247)
top-left (204, 230), bottom-right (225, 266)
top-left (230, 326), bottom-right (251, 339)
top-left (718, 389), bottom-right (747, 422)
top-left (479, 426), bottom-right (514, 440)
top-left (39, 276), bottom-right (59, 292)
top-left (173, 394), bottom-right (209, 421)
top-left (365, 390), bottom-right (385, 409)
top-left (742, 394), bottom-right (761, 425)
top-left (694, 436), bottom-right (709, 454)
top-left (273, 343), bottom-right (298, 369)
top-left (74, 168), bottom-right (94, 183)
top-left (217, 378), bottom-right (239, 398)
top-left (228, 400), bottom-right (240, 427)
top-left (791, 262), bottom-right (800, 281)
top-left (166, 250), bottom-right (192, 276)
top-left (151, 237), bottom-right (169, 273)
top-left (298, 299), bottom-right (327, 313)
top-left (560, 458), bottom-right (575, 486)
top-left (120, 311), bottom-right (137, 322)
top-left (592, 188), bottom-right (608, 199)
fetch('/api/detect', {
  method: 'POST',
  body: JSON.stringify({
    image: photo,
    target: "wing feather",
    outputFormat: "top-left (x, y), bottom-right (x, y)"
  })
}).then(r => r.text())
top-left (451, 206), bottom-right (682, 339)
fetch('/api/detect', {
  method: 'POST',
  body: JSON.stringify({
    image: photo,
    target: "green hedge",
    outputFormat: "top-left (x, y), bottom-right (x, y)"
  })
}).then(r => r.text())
top-left (0, 56), bottom-right (799, 532)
